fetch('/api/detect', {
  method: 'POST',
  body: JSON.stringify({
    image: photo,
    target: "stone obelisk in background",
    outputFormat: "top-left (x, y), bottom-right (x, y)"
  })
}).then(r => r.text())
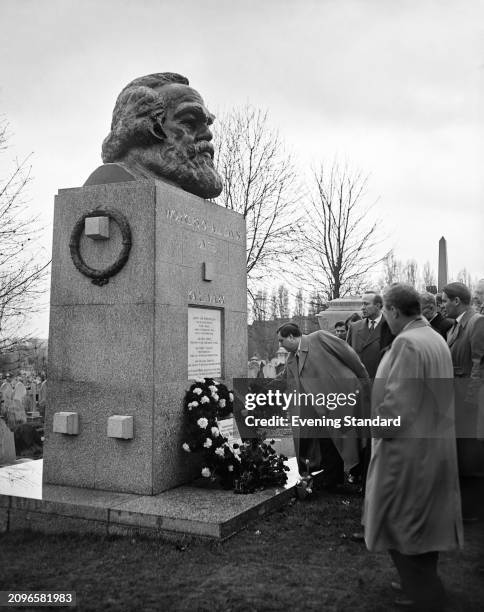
top-left (43, 73), bottom-right (247, 495)
top-left (438, 236), bottom-right (448, 291)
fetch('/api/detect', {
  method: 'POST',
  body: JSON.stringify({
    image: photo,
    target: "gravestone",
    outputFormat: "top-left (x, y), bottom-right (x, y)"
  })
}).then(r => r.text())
top-left (262, 362), bottom-right (277, 378)
top-left (0, 419), bottom-right (16, 466)
top-left (43, 73), bottom-right (247, 495)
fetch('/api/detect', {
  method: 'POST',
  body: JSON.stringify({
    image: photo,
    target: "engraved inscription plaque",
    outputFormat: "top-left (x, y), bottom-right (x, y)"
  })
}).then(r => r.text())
top-left (188, 307), bottom-right (222, 379)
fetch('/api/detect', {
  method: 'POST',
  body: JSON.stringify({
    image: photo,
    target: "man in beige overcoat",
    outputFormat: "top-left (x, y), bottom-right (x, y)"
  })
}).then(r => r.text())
top-left (275, 323), bottom-right (370, 486)
top-left (363, 284), bottom-right (463, 611)
top-left (442, 281), bottom-right (484, 521)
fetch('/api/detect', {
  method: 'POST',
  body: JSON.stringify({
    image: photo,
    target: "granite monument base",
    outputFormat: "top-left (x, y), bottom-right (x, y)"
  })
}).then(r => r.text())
top-left (1, 458), bottom-right (302, 541)
top-left (44, 179), bottom-right (247, 496)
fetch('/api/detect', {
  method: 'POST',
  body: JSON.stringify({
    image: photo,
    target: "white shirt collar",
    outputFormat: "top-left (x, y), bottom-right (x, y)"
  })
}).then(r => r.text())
top-left (368, 313), bottom-right (383, 327)
top-left (455, 311), bottom-right (466, 325)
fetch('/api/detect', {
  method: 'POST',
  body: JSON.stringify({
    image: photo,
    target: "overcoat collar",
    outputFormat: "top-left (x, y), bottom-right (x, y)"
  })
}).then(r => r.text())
top-left (459, 308), bottom-right (474, 329)
top-left (447, 308), bottom-right (474, 347)
top-left (400, 317), bottom-right (428, 334)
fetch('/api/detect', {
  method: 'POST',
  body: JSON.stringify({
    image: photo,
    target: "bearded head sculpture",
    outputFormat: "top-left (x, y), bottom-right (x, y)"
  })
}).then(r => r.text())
top-left (95, 73), bottom-right (223, 199)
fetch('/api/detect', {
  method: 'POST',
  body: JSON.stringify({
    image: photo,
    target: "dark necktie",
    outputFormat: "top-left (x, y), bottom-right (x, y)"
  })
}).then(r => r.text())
top-left (369, 320), bottom-right (375, 332)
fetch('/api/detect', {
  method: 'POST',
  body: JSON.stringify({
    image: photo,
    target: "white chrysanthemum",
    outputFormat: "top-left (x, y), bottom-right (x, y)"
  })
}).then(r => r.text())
top-left (208, 385), bottom-right (217, 394)
top-left (219, 399), bottom-right (226, 408)
top-left (195, 378), bottom-right (205, 383)
top-left (203, 438), bottom-right (213, 448)
top-left (215, 447), bottom-right (225, 457)
top-left (212, 393), bottom-right (219, 402)
top-left (200, 395), bottom-right (210, 404)
top-left (229, 393), bottom-right (234, 402)
top-left (227, 464), bottom-right (234, 472)
top-left (201, 467), bottom-right (211, 478)
top-left (232, 447), bottom-right (241, 456)
top-left (188, 401), bottom-right (199, 409)
top-left (197, 417), bottom-right (208, 429)
top-left (211, 427), bottom-right (220, 437)
top-left (193, 387), bottom-right (203, 395)
top-left (182, 443), bottom-right (191, 452)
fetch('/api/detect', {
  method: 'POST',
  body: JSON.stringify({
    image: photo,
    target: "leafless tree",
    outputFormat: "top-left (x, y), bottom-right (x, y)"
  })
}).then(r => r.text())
top-left (456, 268), bottom-right (474, 289)
top-left (277, 285), bottom-right (289, 319)
top-left (213, 105), bottom-right (302, 302)
top-left (403, 259), bottom-right (419, 288)
top-left (269, 289), bottom-right (278, 320)
top-left (293, 288), bottom-right (305, 317)
top-left (307, 291), bottom-right (326, 316)
top-left (300, 162), bottom-right (385, 300)
top-left (381, 250), bottom-right (403, 286)
top-left (251, 289), bottom-right (269, 321)
top-left (422, 261), bottom-right (436, 289)
top-left (0, 120), bottom-right (49, 358)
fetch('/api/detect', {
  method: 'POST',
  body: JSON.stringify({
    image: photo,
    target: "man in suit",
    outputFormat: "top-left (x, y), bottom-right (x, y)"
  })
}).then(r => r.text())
top-left (474, 278), bottom-right (484, 570)
top-left (364, 284), bottom-right (463, 610)
top-left (346, 291), bottom-right (394, 493)
top-left (442, 282), bottom-right (484, 520)
top-left (275, 323), bottom-right (370, 487)
top-left (420, 291), bottom-right (454, 339)
top-left (347, 291), bottom-right (394, 379)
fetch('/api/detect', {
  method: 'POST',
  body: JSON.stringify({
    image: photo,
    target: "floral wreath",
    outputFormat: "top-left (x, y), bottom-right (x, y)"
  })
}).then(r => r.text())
top-left (182, 377), bottom-right (289, 492)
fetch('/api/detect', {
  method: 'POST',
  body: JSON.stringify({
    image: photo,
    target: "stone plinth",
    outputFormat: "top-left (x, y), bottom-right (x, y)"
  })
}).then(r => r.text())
top-left (44, 179), bottom-right (247, 495)
top-left (1, 458), bottom-right (301, 540)
top-left (316, 297), bottom-right (362, 331)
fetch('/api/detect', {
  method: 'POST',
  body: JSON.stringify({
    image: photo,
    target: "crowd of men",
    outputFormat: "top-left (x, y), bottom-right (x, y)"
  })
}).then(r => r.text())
top-left (276, 279), bottom-right (484, 611)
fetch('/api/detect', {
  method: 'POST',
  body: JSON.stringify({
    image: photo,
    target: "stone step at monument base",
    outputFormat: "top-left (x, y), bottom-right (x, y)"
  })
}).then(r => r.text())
top-left (0, 458), bottom-right (314, 541)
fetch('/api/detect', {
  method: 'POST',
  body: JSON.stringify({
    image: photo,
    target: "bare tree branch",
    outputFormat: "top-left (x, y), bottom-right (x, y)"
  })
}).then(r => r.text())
top-left (213, 105), bottom-right (303, 303)
top-left (298, 161), bottom-right (386, 301)
top-left (0, 118), bottom-right (50, 358)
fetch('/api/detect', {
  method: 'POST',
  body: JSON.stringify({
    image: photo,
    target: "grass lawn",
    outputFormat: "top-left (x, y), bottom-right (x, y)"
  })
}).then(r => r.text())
top-left (1, 487), bottom-right (483, 612)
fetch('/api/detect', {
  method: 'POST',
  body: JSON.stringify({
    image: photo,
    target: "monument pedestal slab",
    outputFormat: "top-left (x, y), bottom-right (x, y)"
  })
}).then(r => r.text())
top-left (1, 458), bottom-right (301, 540)
top-left (44, 179), bottom-right (247, 495)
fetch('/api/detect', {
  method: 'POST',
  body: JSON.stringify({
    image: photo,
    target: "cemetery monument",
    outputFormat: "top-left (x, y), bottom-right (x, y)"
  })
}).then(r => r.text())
top-left (43, 73), bottom-right (247, 495)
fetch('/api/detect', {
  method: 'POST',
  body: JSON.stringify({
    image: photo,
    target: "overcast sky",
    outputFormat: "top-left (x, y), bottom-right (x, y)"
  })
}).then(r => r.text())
top-left (1, 0), bottom-right (483, 337)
